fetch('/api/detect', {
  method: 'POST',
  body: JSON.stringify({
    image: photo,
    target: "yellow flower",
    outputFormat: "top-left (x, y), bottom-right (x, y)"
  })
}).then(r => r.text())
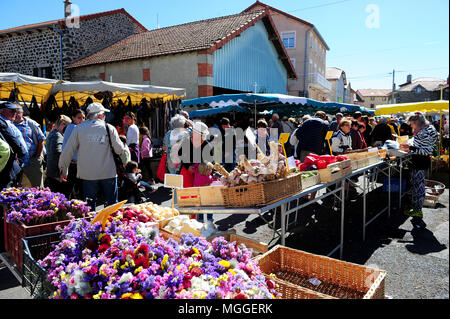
top-left (218, 274), bottom-right (228, 282)
top-left (93, 292), bottom-right (103, 299)
top-left (193, 291), bottom-right (207, 299)
top-left (189, 262), bottom-right (202, 270)
top-left (99, 264), bottom-right (108, 277)
top-left (218, 260), bottom-right (230, 268)
top-left (131, 293), bottom-right (143, 299)
top-left (228, 269), bottom-right (236, 275)
top-left (121, 293), bottom-right (133, 299)
top-left (134, 266), bottom-right (143, 274)
top-left (161, 254), bottom-right (169, 270)
top-left (113, 260), bottom-right (120, 270)
top-left (120, 262), bottom-right (129, 270)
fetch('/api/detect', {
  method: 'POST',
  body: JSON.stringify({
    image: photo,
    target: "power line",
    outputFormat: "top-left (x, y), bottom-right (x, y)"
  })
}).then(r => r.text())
top-left (288, 0), bottom-right (354, 13)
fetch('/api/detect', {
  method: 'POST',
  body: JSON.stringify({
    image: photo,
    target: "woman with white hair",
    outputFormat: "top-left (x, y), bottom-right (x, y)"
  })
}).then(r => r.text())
top-left (400, 112), bottom-right (439, 224)
top-left (163, 114), bottom-right (190, 175)
top-left (177, 121), bottom-right (213, 188)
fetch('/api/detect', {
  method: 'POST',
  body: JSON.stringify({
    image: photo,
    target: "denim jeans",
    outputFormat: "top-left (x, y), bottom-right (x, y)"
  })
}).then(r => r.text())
top-left (82, 178), bottom-right (118, 211)
top-left (197, 214), bottom-right (214, 223)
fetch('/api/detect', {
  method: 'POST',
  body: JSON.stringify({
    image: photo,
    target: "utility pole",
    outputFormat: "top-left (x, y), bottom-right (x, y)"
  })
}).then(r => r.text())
top-left (390, 69), bottom-right (395, 104)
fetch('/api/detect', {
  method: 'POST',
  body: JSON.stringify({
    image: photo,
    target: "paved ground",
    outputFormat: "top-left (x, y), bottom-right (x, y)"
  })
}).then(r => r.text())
top-left (0, 168), bottom-right (448, 299)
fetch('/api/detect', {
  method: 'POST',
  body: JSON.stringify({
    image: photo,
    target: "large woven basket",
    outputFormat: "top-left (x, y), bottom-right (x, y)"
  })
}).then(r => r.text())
top-left (221, 173), bottom-right (302, 208)
top-left (255, 245), bottom-right (386, 299)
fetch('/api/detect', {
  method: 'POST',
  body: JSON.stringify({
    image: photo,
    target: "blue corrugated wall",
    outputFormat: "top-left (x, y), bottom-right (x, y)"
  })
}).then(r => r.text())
top-left (213, 20), bottom-right (288, 94)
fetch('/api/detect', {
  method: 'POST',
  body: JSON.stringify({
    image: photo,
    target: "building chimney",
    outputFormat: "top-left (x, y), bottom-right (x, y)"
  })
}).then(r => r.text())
top-left (64, 0), bottom-right (72, 18)
top-left (407, 74), bottom-right (412, 84)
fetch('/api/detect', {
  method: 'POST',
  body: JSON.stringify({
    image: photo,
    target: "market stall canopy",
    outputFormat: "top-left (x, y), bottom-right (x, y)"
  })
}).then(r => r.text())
top-left (50, 81), bottom-right (186, 105)
top-left (189, 105), bottom-right (250, 118)
top-left (182, 93), bottom-right (308, 108)
top-left (375, 100), bottom-right (449, 116)
top-left (0, 72), bottom-right (59, 103)
top-left (182, 93), bottom-right (374, 116)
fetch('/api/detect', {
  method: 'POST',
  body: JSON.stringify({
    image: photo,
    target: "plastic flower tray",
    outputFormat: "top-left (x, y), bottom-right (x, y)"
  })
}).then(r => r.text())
top-left (3, 210), bottom-right (91, 272)
top-left (22, 232), bottom-right (61, 299)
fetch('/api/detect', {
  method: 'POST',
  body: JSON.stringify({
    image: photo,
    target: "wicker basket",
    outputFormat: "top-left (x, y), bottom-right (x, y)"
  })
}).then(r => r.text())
top-left (255, 245), bottom-right (386, 299)
top-left (221, 173), bottom-right (302, 208)
top-left (425, 180), bottom-right (446, 196)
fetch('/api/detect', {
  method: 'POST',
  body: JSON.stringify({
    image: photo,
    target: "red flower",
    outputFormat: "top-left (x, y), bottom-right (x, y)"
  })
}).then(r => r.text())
top-left (88, 266), bottom-right (98, 275)
top-left (266, 279), bottom-right (276, 290)
top-left (184, 272), bottom-right (193, 280)
top-left (182, 279), bottom-right (192, 290)
top-left (135, 243), bottom-right (150, 257)
top-left (100, 235), bottom-right (112, 245)
top-left (70, 293), bottom-right (79, 299)
top-left (234, 293), bottom-right (248, 299)
top-left (86, 240), bottom-right (98, 252)
top-left (138, 214), bottom-right (149, 223)
top-left (98, 244), bottom-right (110, 253)
top-left (122, 250), bottom-right (135, 263)
top-left (190, 267), bottom-right (203, 277)
top-left (134, 256), bottom-right (150, 269)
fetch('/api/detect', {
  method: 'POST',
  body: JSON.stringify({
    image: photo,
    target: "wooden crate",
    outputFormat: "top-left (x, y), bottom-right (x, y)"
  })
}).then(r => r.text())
top-left (318, 160), bottom-right (352, 183)
top-left (177, 186), bottom-right (225, 207)
top-left (255, 245), bottom-right (386, 299)
top-left (221, 173), bottom-right (303, 208)
top-left (301, 172), bottom-right (320, 189)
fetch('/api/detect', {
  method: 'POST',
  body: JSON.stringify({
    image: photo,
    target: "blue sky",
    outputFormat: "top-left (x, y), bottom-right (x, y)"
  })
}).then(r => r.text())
top-left (1, 0), bottom-right (448, 90)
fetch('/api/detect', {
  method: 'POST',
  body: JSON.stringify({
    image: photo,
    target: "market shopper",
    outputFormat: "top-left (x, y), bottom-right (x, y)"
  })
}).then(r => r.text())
top-left (59, 103), bottom-right (126, 211)
top-left (0, 102), bottom-right (28, 190)
top-left (371, 117), bottom-right (393, 146)
top-left (219, 117), bottom-right (236, 171)
top-left (163, 114), bottom-right (190, 174)
top-left (330, 119), bottom-right (352, 154)
top-left (14, 107), bottom-right (45, 188)
top-left (400, 113), bottom-right (439, 225)
top-left (45, 115), bottom-right (72, 195)
top-left (61, 109), bottom-right (86, 199)
top-left (350, 120), bottom-right (368, 150)
top-left (294, 111), bottom-right (330, 161)
top-left (330, 113), bottom-right (343, 132)
top-left (177, 121), bottom-right (214, 188)
top-left (139, 126), bottom-right (154, 184)
top-left (124, 112), bottom-right (140, 163)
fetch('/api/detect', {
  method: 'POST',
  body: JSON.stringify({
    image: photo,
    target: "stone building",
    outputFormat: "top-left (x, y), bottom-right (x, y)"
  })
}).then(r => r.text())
top-left (355, 89), bottom-right (391, 109)
top-left (243, 1), bottom-right (331, 100)
top-left (66, 10), bottom-right (297, 99)
top-left (326, 67), bottom-right (350, 103)
top-left (389, 75), bottom-right (448, 104)
top-left (0, 2), bottom-right (146, 80)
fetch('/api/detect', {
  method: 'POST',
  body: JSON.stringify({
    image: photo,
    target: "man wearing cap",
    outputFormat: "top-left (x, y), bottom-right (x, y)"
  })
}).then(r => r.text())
top-left (330, 113), bottom-right (343, 132)
top-left (0, 102), bottom-right (28, 189)
top-left (59, 103), bottom-right (126, 211)
top-left (14, 107), bottom-right (46, 188)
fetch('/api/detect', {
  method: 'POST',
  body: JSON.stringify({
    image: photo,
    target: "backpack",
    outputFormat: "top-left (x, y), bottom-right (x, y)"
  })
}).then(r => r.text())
top-left (0, 135), bottom-right (11, 172)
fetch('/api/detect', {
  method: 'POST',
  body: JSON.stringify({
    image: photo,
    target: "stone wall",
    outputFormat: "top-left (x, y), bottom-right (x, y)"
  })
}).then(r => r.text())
top-left (0, 11), bottom-right (143, 81)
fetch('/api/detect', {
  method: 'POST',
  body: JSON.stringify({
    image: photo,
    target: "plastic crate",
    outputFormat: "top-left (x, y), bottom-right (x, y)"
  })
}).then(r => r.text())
top-left (382, 178), bottom-right (407, 193)
top-left (22, 232), bottom-right (61, 299)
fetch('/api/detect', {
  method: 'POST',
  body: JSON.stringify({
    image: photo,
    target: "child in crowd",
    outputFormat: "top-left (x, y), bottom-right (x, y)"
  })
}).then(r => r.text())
top-left (193, 162), bottom-right (214, 223)
top-left (139, 127), bottom-right (154, 184)
top-left (119, 135), bottom-right (131, 166)
top-left (193, 162), bottom-right (214, 187)
top-left (124, 161), bottom-right (154, 203)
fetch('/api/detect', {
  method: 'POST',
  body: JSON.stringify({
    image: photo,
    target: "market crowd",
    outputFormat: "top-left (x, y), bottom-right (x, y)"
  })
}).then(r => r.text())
top-left (0, 100), bottom-right (444, 224)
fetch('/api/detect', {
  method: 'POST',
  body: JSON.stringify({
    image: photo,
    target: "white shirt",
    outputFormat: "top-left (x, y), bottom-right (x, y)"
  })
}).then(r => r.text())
top-left (126, 124), bottom-right (139, 146)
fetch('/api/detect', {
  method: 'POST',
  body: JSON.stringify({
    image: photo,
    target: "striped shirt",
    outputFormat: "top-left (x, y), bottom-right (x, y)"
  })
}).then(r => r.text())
top-left (411, 125), bottom-right (439, 156)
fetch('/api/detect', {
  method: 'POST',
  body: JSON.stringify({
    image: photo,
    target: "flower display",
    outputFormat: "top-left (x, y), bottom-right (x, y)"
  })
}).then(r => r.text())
top-left (0, 187), bottom-right (90, 226)
top-left (39, 209), bottom-right (279, 299)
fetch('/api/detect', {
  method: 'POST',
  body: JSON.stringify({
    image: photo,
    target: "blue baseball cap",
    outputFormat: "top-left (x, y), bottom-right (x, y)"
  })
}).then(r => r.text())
top-left (0, 102), bottom-right (22, 111)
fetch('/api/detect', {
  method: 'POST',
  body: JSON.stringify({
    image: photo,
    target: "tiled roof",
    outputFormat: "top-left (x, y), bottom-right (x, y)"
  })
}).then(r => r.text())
top-left (396, 77), bottom-right (447, 92)
top-left (357, 89), bottom-right (392, 97)
top-left (242, 1), bottom-right (330, 50)
top-left (66, 10), bottom-right (297, 78)
top-left (0, 8), bottom-right (147, 35)
top-left (326, 67), bottom-right (344, 80)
